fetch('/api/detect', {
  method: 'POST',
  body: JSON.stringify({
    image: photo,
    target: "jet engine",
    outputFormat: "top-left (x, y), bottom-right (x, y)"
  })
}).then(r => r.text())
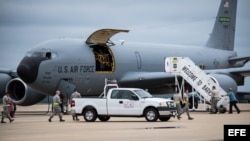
top-left (0, 73), bottom-right (12, 97)
top-left (6, 78), bottom-right (46, 106)
top-left (209, 73), bottom-right (238, 93)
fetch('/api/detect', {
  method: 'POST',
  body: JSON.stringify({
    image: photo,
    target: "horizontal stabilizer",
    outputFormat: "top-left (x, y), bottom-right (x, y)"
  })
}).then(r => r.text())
top-left (229, 56), bottom-right (250, 65)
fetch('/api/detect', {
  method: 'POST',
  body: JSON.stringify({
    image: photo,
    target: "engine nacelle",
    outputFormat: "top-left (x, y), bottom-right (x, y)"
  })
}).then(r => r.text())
top-left (6, 78), bottom-right (46, 106)
top-left (209, 74), bottom-right (238, 113)
top-left (209, 73), bottom-right (238, 93)
top-left (0, 73), bottom-right (12, 97)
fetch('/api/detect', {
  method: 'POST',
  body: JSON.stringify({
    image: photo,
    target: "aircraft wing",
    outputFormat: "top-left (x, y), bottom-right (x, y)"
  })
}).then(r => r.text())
top-left (0, 69), bottom-right (18, 77)
top-left (228, 62), bottom-right (250, 77)
top-left (229, 68), bottom-right (250, 77)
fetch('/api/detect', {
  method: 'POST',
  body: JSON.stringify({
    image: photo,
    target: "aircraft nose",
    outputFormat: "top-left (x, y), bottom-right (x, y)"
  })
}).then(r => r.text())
top-left (17, 57), bottom-right (42, 84)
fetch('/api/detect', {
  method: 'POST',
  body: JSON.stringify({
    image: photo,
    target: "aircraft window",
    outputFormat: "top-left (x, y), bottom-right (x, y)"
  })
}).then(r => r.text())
top-left (24, 52), bottom-right (43, 57)
top-left (46, 52), bottom-right (52, 59)
top-left (51, 52), bottom-right (58, 59)
top-left (31, 52), bottom-right (44, 57)
top-left (135, 52), bottom-right (141, 69)
top-left (25, 52), bottom-right (33, 57)
top-left (24, 51), bottom-right (58, 59)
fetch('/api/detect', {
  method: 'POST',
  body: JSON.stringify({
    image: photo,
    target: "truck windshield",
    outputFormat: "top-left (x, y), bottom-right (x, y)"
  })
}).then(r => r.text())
top-left (134, 90), bottom-right (153, 98)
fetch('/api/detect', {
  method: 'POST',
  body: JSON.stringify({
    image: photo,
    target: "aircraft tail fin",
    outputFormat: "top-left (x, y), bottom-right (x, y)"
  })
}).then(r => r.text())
top-left (205, 0), bottom-right (237, 51)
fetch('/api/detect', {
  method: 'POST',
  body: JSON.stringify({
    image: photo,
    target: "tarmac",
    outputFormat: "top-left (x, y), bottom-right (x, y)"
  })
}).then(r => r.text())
top-left (0, 103), bottom-right (250, 141)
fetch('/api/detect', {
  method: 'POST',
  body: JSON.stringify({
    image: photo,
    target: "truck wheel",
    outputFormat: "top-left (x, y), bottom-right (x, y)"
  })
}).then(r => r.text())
top-left (98, 116), bottom-right (111, 122)
top-left (83, 108), bottom-right (97, 122)
top-left (144, 108), bottom-right (159, 122)
top-left (159, 117), bottom-right (171, 121)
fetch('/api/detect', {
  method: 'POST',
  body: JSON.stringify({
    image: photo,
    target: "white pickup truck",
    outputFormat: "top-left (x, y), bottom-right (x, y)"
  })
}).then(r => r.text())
top-left (71, 84), bottom-right (177, 122)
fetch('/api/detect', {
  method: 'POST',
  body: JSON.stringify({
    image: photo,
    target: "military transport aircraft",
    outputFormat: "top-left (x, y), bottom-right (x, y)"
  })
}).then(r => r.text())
top-left (1, 0), bottom-right (249, 106)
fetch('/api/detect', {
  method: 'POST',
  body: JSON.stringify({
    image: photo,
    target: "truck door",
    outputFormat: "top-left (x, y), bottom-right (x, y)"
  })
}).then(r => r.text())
top-left (107, 90), bottom-right (141, 115)
top-left (119, 90), bottom-right (141, 115)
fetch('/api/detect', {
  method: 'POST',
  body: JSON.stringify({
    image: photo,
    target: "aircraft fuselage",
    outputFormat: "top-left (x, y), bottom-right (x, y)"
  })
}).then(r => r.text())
top-left (17, 38), bottom-right (237, 97)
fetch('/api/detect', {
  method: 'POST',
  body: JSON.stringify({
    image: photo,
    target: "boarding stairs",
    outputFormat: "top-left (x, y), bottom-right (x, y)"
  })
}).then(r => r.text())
top-left (165, 57), bottom-right (229, 111)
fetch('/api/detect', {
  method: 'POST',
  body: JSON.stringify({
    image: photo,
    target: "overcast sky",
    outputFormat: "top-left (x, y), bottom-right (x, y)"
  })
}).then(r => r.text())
top-left (0, 0), bottom-right (249, 89)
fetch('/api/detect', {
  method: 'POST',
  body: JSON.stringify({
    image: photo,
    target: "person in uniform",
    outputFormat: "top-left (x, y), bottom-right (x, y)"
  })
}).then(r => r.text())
top-left (59, 93), bottom-right (65, 114)
top-left (210, 86), bottom-right (219, 114)
top-left (48, 90), bottom-right (65, 122)
top-left (173, 90), bottom-right (182, 120)
top-left (70, 88), bottom-right (81, 121)
top-left (181, 89), bottom-right (194, 120)
top-left (1, 92), bottom-right (14, 123)
top-left (222, 88), bottom-right (241, 114)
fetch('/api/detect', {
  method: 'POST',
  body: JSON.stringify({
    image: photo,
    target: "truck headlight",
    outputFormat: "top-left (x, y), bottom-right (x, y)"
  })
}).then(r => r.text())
top-left (166, 101), bottom-right (176, 107)
top-left (159, 102), bottom-right (167, 106)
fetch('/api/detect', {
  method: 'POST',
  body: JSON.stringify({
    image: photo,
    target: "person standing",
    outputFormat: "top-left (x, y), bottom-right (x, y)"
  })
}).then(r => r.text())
top-left (10, 102), bottom-right (16, 118)
top-left (70, 88), bottom-right (81, 121)
top-left (59, 93), bottom-right (65, 114)
top-left (173, 90), bottom-right (182, 120)
top-left (223, 88), bottom-right (241, 114)
top-left (48, 90), bottom-right (65, 122)
top-left (210, 86), bottom-right (219, 114)
top-left (181, 89), bottom-right (194, 120)
top-left (7, 97), bottom-right (16, 118)
top-left (1, 92), bottom-right (14, 123)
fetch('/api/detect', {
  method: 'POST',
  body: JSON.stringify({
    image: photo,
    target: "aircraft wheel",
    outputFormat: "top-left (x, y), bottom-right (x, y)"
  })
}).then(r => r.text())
top-left (144, 108), bottom-right (159, 122)
top-left (83, 108), bottom-right (97, 122)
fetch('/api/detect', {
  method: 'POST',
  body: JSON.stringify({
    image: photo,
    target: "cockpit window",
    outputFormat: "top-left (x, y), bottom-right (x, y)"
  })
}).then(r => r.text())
top-left (46, 52), bottom-right (51, 59)
top-left (51, 52), bottom-right (58, 59)
top-left (25, 52), bottom-right (43, 57)
top-left (24, 51), bottom-right (58, 59)
top-left (25, 52), bottom-right (33, 57)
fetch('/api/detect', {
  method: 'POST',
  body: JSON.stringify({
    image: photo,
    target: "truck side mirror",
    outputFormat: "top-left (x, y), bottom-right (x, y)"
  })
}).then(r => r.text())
top-left (131, 95), bottom-right (139, 100)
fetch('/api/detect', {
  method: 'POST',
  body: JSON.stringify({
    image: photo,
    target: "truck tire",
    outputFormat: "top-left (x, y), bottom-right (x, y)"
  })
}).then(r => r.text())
top-left (98, 116), bottom-right (111, 122)
top-left (144, 108), bottom-right (159, 122)
top-left (159, 117), bottom-right (171, 121)
top-left (83, 108), bottom-right (97, 122)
